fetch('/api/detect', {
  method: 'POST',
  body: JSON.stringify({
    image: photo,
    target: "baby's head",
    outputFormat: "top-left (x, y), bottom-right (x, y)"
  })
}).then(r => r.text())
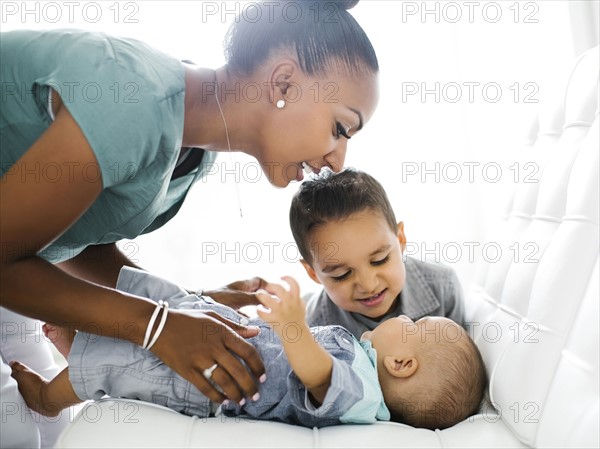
top-left (290, 168), bottom-right (406, 319)
top-left (362, 315), bottom-right (487, 429)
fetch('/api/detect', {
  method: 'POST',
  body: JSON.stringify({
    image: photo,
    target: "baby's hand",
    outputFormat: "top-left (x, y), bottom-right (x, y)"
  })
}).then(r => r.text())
top-left (256, 276), bottom-right (306, 333)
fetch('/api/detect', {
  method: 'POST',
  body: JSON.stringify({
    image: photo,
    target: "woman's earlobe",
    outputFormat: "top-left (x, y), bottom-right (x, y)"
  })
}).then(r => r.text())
top-left (267, 59), bottom-right (298, 105)
top-left (384, 355), bottom-right (418, 378)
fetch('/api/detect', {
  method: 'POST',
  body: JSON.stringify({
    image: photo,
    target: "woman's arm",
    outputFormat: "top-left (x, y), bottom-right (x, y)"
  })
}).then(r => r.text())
top-left (56, 243), bottom-right (139, 288)
top-left (0, 104), bottom-right (264, 405)
top-left (1, 101), bottom-right (108, 323)
top-left (256, 277), bottom-right (333, 405)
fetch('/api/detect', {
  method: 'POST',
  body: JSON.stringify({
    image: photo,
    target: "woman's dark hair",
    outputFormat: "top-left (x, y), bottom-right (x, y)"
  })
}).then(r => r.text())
top-left (224, 1), bottom-right (378, 77)
top-left (290, 168), bottom-right (397, 265)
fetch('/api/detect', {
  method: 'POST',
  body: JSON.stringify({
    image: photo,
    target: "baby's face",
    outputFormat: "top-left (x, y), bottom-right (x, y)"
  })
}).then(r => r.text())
top-left (362, 315), bottom-right (463, 356)
top-left (306, 210), bottom-right (406, 319)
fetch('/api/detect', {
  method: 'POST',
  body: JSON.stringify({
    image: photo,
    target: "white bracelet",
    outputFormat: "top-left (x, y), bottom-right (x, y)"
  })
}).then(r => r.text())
top-left (142, 302), bottom-right (163, 349)
top-left (146, 301), bottom-right (169, 351)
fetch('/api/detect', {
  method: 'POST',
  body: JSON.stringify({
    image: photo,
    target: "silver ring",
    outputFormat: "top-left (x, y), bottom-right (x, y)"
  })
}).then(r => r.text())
top-left (202, 363), bottom-right (218, 380)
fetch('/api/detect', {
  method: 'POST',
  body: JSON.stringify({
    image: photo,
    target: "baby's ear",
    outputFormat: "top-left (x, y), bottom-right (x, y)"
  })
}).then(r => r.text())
top-left (397, 222), bottom-right (407, 253)
top-left (383, 355), bottom-right (418, 378)
top-left (300, 259), bottom-right (322, 285)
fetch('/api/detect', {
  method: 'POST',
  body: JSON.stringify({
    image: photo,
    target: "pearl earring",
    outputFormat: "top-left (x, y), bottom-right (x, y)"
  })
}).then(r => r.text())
top-left (276, 100), bottom-right (286, 109)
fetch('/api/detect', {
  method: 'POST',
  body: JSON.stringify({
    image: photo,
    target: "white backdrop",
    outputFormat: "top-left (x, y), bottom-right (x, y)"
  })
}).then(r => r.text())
top-left (2, 1), bottom-right (583, 293)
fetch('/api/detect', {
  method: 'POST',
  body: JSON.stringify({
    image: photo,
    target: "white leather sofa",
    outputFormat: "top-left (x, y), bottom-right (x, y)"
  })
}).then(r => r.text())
top-left (56, 47), bottom-right (599, 449)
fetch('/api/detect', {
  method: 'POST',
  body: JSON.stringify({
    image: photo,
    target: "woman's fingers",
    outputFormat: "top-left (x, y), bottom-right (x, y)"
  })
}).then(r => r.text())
top-left (206, 289), bottom-right (260, 309)
top-left (203, 311), bottom-right (260, 338)
top-left (208, 276), bottom-right (299, 311)
top-left (212, 318), bottom-right (264, 376)
top-left (201, 360), bottom-right (242, 404)
top-left (214, 348), bottom-right (260, 403)
top-left (208, 325), bottom-right (263, 402)
top-left (206, 276), bottom-right (268, 309)
top-left (204, 310), bottom-right (260, 338)
top-left (194, 312), bottom-right (265, 378)
top-left (198, 314), bottom-right (265, 400)
top-left (227, 276), bottom-right (267, 293)
top-left (188, 371), bottom-right (226, 404)
top-left (151, 312), bottom-right (265, 405)
top-left (204, 313), bottom-right (265, 383)
top-left (185, 348), bottom-right (255, 405)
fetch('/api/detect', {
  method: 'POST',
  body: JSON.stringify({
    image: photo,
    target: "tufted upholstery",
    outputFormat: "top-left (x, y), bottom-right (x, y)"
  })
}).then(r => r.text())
top-left (57, 47), bottom-right (599, 448)
top-left (467, 44), bottom-right (599, 448)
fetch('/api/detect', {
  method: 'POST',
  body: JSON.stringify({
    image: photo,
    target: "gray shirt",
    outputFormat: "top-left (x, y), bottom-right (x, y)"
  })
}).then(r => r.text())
top-left (306, 257), bottom-right (465, 339)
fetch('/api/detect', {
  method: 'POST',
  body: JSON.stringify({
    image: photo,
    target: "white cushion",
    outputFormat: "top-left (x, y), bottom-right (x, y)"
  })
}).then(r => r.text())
top-left (58, 399), bottom-right (525, 449)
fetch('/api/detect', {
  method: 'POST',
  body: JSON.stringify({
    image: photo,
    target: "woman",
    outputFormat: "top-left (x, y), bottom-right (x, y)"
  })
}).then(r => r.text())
top-left (0, 1), bottom-right (379, 446)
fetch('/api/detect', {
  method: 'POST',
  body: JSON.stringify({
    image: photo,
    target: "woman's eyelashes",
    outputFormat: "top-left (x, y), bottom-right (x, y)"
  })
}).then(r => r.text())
top-left (335, 122), bottom-right (351, 140)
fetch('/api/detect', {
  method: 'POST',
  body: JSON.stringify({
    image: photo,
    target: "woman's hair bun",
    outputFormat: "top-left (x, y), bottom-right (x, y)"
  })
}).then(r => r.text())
top-left (294, 0), bottom-right (360, 11)
top-left (337, 0), bottom-right (360, 10)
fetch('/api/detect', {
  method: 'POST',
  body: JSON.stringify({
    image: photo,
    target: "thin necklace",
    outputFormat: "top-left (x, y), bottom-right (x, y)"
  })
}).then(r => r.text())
top-left (214, 81), bottom-right (243, 218)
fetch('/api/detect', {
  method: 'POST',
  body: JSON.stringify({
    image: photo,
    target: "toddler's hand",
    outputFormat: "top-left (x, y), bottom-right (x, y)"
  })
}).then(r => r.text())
top-left (256, 276), bottom-right (306, 333)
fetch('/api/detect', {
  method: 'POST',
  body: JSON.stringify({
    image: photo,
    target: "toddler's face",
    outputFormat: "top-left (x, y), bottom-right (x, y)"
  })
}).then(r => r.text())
top-left (305, 210), bottom-right (405, 319)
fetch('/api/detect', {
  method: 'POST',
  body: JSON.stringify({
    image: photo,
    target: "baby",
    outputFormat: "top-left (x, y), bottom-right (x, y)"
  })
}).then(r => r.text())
top-left (11, 267), bottom-right (485, 430)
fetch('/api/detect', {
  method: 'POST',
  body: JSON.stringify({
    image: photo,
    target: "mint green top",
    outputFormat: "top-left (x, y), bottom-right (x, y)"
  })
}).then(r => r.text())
top-left (0, 29), bottom-right (217, 263)
top-left (340, 339), bottom-right (391, 423)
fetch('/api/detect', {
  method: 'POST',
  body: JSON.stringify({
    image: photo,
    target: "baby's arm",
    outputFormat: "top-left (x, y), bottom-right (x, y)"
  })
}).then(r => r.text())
top-left (256, 277), bottom-right (333, 405)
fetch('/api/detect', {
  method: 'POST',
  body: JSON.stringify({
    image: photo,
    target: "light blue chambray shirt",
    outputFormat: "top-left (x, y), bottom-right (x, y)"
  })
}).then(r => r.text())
top-left (68, 267), bottom-right (391, 428)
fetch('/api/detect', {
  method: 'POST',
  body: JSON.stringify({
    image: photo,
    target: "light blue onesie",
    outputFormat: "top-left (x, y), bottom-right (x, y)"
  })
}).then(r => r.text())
top-left (0, 29), bottom-right (217, 262)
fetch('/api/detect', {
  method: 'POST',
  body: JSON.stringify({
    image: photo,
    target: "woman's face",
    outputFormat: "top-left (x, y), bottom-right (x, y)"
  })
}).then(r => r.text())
top-left (257, 69), bottom-right (380, 188)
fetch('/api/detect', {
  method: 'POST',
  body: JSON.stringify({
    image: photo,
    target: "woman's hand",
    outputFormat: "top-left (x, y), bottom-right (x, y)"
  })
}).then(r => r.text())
top-left (150, 309), bottom-right (265, 405)
top-left (204, 277), bottom-right (267, 310)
